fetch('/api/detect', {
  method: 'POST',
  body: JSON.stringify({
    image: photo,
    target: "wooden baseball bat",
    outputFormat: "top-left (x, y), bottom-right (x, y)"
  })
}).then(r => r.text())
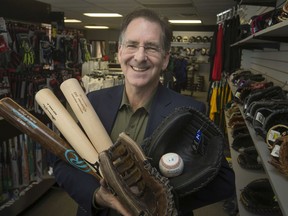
top-left (35, 88), bottom-right (102, 176)
top-left (60, 78), bottom-right (112, 153)
top-left (0, 97), bottom-right (101, 180)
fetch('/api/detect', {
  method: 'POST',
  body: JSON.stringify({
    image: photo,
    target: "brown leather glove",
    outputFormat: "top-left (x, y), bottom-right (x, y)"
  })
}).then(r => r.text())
top-left (99, 132), bottom-right (178, 216)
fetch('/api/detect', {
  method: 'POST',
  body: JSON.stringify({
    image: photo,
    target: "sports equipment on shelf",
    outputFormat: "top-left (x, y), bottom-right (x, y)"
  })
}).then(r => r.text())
top-left (269, 135), bottom-right (288, 176)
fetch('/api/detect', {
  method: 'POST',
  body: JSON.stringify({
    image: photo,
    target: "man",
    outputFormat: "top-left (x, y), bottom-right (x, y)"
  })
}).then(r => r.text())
top-left (53, 8), bottom-right (235, 216)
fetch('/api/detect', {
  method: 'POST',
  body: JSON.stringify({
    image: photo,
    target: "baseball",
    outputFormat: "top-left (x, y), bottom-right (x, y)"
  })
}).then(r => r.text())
top-left (159, 153), bottom-right (184, 178)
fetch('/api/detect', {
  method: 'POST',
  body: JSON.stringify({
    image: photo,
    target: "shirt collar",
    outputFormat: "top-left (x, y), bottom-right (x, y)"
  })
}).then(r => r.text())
top-left (119, 88), bottom-right (157, 113)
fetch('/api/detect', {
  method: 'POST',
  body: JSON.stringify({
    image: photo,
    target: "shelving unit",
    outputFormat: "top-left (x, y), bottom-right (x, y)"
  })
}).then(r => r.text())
top-left (227, 80), bottom-right (288, 216)
top-left (226, 17), bottom-right (288, 214)
top-left (225, 112), bottom-right (267, 216)
top-left (245, 124), bottom-right (288, 216)
top-left (170, 37), bottom-right (212, 94)
top-left (231, 20), bottom-right (288, 49)
top-left (0, 111), bottom-right (54, 215)
top-left (0, 177), bottom-right (55, 216)
top-left (229, 16), bottom-right (288, 216)
top-left (171, 41), bottom-right (211, 48)
top-left (235, 0), bottom-right (276, 7)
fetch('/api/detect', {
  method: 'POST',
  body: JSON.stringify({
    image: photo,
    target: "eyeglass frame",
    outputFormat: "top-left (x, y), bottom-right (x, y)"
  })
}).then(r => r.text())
top-left (120, 41), bottom-right (164, 56)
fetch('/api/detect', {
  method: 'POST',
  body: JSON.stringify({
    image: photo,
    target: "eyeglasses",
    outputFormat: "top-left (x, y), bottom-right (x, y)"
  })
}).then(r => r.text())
top-left (122, 42), bottom-right (162, 56)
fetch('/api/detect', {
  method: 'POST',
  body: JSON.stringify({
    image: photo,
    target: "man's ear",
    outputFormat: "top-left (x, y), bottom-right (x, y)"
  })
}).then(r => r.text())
top-left (162, 53), bottom-right (170, 71)
top-left (117, 45), bottom-right (123, 63)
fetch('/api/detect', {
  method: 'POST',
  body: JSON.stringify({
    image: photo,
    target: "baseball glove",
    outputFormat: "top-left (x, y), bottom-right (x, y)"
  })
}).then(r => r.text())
top-left (98, 132), bottom-right (178, 216)
top-left (266, 124), bottom-right (288, 149)
top-left (269, 135), bottom-right (288, 177)
top-left (143, 107), bottom-right (224, 199)
top-left (240, 178), bottom-right (282, 215)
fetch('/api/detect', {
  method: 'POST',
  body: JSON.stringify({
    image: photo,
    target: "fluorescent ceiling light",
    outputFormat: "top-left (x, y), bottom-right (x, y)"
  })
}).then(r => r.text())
top-left (64, 19), bottom-right (82, 23)
top-left (84, 13), bottom-right (122, 17)
top-left (169, 20), bottom-right (202, 24)
top-left (85, 26), bottom-right (109, 29)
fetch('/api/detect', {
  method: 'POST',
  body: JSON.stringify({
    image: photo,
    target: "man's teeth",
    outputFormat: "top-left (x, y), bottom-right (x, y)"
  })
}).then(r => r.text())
top-left (132, 66), bottom-right (147, 71)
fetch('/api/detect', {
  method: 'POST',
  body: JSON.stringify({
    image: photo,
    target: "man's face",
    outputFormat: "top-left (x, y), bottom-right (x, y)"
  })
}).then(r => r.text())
top-left (118, 18), bottom-right (170, 89)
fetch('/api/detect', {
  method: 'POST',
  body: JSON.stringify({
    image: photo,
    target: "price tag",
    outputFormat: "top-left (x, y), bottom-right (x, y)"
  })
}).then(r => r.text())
top-left (271, 145), bottom-right (280, 158)
top-left (255, 112), bottom-right (265, 125)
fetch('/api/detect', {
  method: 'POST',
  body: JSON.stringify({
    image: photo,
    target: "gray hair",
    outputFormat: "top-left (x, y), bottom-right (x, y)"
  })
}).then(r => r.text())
top-left (119, 9), bottom-right (172, 53)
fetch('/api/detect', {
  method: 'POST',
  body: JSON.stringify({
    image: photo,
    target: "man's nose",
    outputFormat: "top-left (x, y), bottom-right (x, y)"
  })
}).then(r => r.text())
top-left (134, 46), bottom-right (147, 61)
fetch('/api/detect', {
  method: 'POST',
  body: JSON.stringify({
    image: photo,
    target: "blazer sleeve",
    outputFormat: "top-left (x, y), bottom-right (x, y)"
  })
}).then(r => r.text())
top-left (53, 160), bottom-right (102, 215)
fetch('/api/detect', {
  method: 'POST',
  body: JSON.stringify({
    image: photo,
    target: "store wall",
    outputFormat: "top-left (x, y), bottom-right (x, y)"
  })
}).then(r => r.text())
top-left (86, 30), bottom-right (120, 42)
top-left (172, 31), bottom-right (214, 92)
top-left (241, 43), bottom-right (288, 91)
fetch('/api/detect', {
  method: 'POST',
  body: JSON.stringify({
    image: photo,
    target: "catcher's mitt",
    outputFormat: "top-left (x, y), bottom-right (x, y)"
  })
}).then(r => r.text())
top-left (99, 132), bottom-right (178, 216)
top-left (143, 107), bottom-right (224, 198)
top-left (237, 146), bottom-right (263, 170)
top-left (240, 178), bottom-right (282, 215)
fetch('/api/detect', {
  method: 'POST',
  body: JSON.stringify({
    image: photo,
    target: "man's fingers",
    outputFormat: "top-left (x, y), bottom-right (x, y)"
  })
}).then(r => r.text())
top-left (98, 179), bottom-right (132, 216)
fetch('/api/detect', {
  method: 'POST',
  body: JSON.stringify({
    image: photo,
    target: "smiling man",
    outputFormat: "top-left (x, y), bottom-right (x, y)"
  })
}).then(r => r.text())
top-left (53, 8), bottom-right (235, 216)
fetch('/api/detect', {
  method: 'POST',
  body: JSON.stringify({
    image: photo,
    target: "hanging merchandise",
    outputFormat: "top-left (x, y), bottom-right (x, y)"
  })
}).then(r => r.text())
top-left (64, 36), bottom-right (73, 62)
top-left (79, 38), bottom-right (91, 62)
top-left (17, 33), bottom-right (34, 66)
top-left (211, 24), bottom-right (223, 81)
top-left (0, 34), bottom-right (10, 68)
top-left (173, 57), bottom-right (188, 92)
top-left (222, 15), bottom-right (241, 73)
top-left (0, 35), bottom-right (9, 53)
top-left (208, 80), bottom-right (232, 128)
top-left (39, 40), bottom-right (53, 64)
top-left (53, 35), bottom-right (66, 63)
top-left (209, 82), bottom-right (218, 121)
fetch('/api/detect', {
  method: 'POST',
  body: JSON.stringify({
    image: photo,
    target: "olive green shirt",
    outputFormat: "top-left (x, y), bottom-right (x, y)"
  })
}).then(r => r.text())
top-left (110, 89), bottom-right (156, 145)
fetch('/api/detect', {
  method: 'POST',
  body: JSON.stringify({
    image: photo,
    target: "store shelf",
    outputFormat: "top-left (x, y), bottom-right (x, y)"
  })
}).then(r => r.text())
top-left (171, 42), bottom-right (210, 48)
top-left (242, 110), bottom-right (288, 216)
top-left (231, 20), bottom-right (288, 49)
top-left (253, 19), bottom-right (288, 42)
top-left (225, 113), bottom-right (267, 216)
top-left (0, 177), bottom-right (55, 216)
top-left (231, 37), bottom-right (280, 50)
top-left (228, 80), bottom-right (288, 216)
top-left (236, 0), bottom-right (276, 7)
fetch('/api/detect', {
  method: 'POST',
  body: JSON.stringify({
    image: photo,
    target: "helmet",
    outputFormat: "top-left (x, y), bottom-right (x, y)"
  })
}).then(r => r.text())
top-left (203, 36), bottom-right (209, 43)
top-left (183, 36), bottom-right (189, 43)
top-left (176, 36), bottom-right (182, 42)
top-left (189, 36), bottom-right (196, 43)
top-left (196, 36), bottom-right (203, 43)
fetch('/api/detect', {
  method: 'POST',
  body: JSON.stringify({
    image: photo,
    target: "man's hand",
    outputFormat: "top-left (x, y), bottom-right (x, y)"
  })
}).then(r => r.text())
top-left (95, 179), bottom-right (132, 216)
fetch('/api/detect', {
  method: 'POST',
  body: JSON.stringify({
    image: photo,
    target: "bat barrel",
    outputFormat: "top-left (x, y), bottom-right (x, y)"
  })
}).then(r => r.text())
top-left (0, 97), bottom-right (101, 180)
top-left (60, 78), bottom-right (113, 152)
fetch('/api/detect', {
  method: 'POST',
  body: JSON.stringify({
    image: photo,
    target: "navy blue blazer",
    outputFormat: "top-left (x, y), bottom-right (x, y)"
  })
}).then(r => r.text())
top-left (53, 84), bottom-right (235, 216)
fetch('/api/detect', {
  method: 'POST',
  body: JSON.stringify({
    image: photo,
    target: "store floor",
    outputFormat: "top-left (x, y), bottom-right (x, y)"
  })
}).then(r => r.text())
top-left (18, 185), bottom-right (231, 216)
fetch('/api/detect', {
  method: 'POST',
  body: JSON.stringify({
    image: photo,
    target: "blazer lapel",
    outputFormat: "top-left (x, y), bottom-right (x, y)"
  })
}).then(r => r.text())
top-left (95, 85), bottom-right (124, 134)
top-left (145, 85), bottom-right (174, 137)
